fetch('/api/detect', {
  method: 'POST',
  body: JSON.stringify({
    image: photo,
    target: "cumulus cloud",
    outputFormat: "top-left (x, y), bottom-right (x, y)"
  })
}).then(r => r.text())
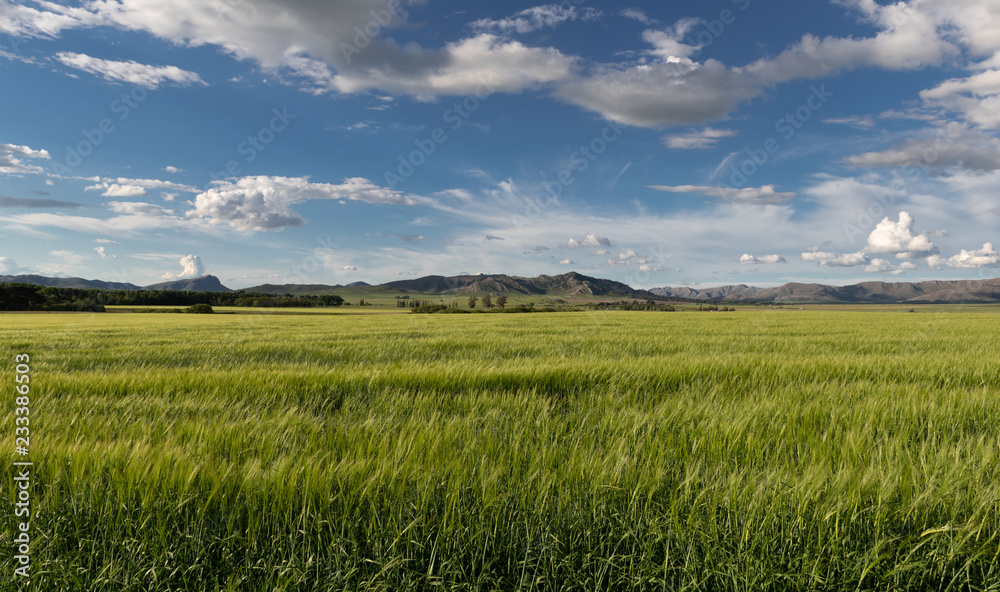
top-left (865, 211), bottom-right (938, 259)
top-left (341, 265), bottom-right (358, 271)
top-left (663, 128), bottom-right (737, 149)
top-left (802, 212), bottom-right (942, 270)
top-left (0, 143), bottom-right (50, 176)
top-left (188, 176), bottom-right (421, 231)
top-left (740, 254), bottom-right (786, 264)
top-left (94, 246), bottom-right (116, 259)
top-left (565, 233), bottom-right (611, 248)
top-left (929, 243), bottom-right (1000, 269)
top-left (471, 5), bottom-right (602, 34)
top-left (55, 52), bottom-right (207, 88)
top-left (161, 254), bottom-right (205, 280)
top-left (648, 184), bottom-right (796, 205)
top-left (162, 165), bottom-right (184, 174)
top-left (559, 259), bottom-right (574, 265)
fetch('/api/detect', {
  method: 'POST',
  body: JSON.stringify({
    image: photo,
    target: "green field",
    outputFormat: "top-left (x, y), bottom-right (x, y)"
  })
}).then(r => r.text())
top-left (2, 311), bottom-right (999, 591)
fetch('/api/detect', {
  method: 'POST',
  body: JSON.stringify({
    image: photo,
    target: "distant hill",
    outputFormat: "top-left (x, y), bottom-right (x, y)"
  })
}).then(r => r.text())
top-left (144, 275), bottom-right (232, 292)
top-left (385, 272), bottom-right (661, 299)
top-left (651, 278), bottom-right (1000, 303)
top-left (0, 274), bottom-right (141, 290)
top-left (5, 271), bottom-right (1000, 303)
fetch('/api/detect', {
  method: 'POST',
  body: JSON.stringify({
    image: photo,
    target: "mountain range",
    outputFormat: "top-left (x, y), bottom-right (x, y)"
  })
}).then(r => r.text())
top-left (3, 272), bottom-right (1000, 303)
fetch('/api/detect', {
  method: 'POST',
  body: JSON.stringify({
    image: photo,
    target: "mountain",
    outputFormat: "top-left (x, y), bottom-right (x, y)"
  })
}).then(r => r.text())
top-left (0, 274), bottom-right (141, 290)
top-left (6, 271), bottom-right (1000, 303)
top-left (651, 278), bottom-right (1000, 303)
top-left (385, 272), bottom-right (661, 299)
top-left (142, 275), bottom-right (232, 292)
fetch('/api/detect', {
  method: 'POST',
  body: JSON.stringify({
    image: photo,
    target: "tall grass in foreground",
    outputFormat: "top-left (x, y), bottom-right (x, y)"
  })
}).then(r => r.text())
top-left (1, 311), bottom-right (999, 590)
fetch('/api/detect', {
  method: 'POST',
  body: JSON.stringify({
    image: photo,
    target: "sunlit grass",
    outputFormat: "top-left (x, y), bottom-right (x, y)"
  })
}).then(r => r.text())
top-left (1, 311), bottom-right (998, 590)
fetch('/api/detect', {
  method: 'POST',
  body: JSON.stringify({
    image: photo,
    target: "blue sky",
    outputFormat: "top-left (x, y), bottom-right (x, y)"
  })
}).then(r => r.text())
top-left (2, 0), bottom-right (1000, 289)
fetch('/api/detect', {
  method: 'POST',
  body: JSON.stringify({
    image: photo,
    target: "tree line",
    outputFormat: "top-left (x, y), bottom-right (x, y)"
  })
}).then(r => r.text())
top-left (0, 283), bottom-right (345, 311)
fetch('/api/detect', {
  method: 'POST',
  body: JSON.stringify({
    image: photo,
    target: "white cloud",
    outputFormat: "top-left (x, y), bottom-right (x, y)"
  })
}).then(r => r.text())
top-left (865, 211), bottom-right (938, 259)
top-left (865, 258), bottom-right (917, 275)
top-left (330, 34), bottom-right (575, 97)
top-left (801, 250), bottom-right (869, 267)
top-left (0, 256), bottom-right (29, 274)
top-left (471, 5), bottom-right (602, 34)
top-left (85, 177), bottom-right (199, 194)
top-left (663, 128), bottom-right (737, 149)
top-left (845, 125), bottom-right (1000, 171)
top-left (744, 2), bottom-right (956, 84)
top-left (161, 254), bottom-right (205, 280)
top-left (162, 165), bottom-right (184, 174)
top-left (648, 184), bottom-right (796, 205)
top-left (55, 52), bottom-right (207, 89)
top-left (94, 238), bottom-right (119, 244)
top-left (0, 143), bottom-right (50, 176)
top-left (101, 183), bottom-right (147, 197)
top-left (341, 265), bottom-right (358, 271)
top-left (0, 0), bottom-right (103, 38)
top-left (188, 176), bottom-right (422, 231)
top-left (106, 201), bottom-right (174, 216)
top-left (740, 254), bottom-right (786, 264)
top-left (49, 249), bottom-right (85, 264)
top-left (558, 58), bottom-right (760, 128)
top-left (94, 246), bottom-right (116, 259)
top-left (565, 233), bottom-right (611, 248)
top-left (929, 243), bottom-right (1000, 269)
top-left (823, 115), bottom-right (876, 129)
top-left (801, 211), bottom-right (943, 270)
top-left (559, 259), bottom-right (573, 265)
top-left (620, 8), bottom-right (654, 25)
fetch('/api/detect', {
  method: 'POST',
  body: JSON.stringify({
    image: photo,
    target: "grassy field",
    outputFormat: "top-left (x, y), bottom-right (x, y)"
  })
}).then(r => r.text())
top-left (2, 310), bottom-right (999, 591)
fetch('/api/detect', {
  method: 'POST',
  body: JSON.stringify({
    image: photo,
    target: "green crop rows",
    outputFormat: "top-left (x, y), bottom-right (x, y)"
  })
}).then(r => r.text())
top-left (1, 311), bottom-right (998, 590)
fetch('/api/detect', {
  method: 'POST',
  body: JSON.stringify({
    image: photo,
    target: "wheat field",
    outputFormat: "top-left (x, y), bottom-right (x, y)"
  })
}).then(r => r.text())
top-left (1, 310), bottom-right (998, 591)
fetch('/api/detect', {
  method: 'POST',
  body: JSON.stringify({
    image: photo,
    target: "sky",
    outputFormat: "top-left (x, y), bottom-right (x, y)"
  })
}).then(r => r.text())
top-left (2, 0), bottom-right (1000, 289)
